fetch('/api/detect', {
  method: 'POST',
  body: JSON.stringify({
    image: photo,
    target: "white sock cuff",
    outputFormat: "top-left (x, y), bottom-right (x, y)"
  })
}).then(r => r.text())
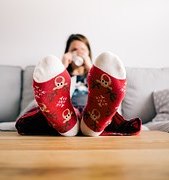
top-left (60, 120), bottom-right (79, 137)
top-left (94, 51), bottom-right (126, 79)
top-left (80, 118), bottom-right (102, 137)
top-left (33, 55), bottom-right (65, 83)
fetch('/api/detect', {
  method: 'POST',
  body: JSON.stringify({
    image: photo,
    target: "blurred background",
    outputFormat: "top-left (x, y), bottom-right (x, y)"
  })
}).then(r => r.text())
top-left (0, 0), bottom-right (169, 68)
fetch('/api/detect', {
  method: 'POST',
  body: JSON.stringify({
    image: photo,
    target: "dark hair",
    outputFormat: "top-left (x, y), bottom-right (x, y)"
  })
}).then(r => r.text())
top-left (64, 34), bottom-right (92, 58)
top-left (64, 34), bottom-right (92, 73)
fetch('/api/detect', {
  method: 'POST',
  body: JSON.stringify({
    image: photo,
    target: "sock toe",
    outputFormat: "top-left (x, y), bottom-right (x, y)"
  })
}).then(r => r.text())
top-left (94, 51), bottom-right (126, 79)
top-left (33, 55), bottom-right (65, 83)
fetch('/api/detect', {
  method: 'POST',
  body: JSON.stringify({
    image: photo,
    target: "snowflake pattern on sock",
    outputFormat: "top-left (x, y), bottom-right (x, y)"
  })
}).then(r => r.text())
top-left (82, 66), bottom-right (126, 132)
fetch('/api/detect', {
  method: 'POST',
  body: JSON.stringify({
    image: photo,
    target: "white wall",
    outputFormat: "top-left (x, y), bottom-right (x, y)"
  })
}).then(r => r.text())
top-left (0, 0), bottom-right (169, 68)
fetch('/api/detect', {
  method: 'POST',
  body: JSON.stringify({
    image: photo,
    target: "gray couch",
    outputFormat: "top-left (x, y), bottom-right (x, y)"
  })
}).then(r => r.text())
top-left (1, 65), bottom-right (169, 132)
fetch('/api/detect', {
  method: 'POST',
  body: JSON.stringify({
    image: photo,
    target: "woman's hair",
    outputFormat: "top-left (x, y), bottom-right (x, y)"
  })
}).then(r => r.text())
top-left (64, 34), bottom-right (92, 59)
top-left (64, 34), bottom-right (92, 74)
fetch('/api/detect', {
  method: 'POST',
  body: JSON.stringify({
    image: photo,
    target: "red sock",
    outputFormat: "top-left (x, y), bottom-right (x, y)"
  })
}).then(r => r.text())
top-left (33, 57), bottom-right (78, 136)
top-left (81, 65), bottom-right (126, 136)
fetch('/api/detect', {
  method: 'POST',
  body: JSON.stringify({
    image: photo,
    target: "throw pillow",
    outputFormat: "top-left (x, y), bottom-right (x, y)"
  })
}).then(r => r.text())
top-left (152, 89), bottom-right (169, 122)
top-left (144, 89), bottom-right (169, 132)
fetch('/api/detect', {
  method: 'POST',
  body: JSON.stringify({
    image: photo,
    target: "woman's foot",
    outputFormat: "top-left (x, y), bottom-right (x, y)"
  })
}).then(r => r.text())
top-left (81, 52), bottom-right (126, 136)
top-left (33, 55), bottom-right (79, 136)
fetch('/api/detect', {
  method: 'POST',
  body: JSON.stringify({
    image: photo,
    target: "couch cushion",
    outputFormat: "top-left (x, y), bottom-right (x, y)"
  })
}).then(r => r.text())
top-left (20, 66), bottom-right (35, 111)
top-left (122, 67), bottom-right (169, 124)
top-left (0, 65), bottom-right (22, 122)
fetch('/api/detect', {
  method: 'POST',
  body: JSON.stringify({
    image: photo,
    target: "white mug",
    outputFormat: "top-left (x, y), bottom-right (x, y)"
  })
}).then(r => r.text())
top-left (72, 54), bottom-right (84, 66)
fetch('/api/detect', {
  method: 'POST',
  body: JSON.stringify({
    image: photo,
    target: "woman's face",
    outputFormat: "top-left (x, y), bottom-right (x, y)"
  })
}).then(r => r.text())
top-left (68, 40), bottom-right (89, 57)
top-left (68, 40), bottom-right (90, 75)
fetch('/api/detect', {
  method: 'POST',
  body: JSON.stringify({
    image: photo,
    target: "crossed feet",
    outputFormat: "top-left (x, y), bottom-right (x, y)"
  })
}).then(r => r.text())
top-left (33, 52), bottom-right (139, 137)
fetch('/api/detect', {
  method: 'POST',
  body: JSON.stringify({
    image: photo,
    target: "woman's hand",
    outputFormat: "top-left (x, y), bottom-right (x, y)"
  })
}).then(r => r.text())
top-left (62, 52), bottom-right (73, 68)
top-left (81, 53), bottom-right (93, 71)
top-left (74, 50), bottom-right (92, 70)
top-left (62, 50), bottom-right (92, 72)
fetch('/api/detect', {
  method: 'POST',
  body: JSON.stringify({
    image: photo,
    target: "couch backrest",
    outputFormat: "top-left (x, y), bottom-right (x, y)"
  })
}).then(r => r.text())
top-left (20, 66), bottom-right (35, 112)
top-left (0, 65), bottom-right (22, 122)
top-left (2, 65), bottom-right (168, 124)
top-left (122, 67), bottom-right (169, 124)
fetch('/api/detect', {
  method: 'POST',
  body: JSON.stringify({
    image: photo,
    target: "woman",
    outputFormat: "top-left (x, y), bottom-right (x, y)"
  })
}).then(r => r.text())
top-left (62, 34), bottom-right (93, 113)
top-left (16, 34), bottom-right (141, 136)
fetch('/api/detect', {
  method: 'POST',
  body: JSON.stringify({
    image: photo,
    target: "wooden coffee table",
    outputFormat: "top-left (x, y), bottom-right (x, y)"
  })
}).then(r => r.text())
top-left (0, 131), bottom-right (169, 180)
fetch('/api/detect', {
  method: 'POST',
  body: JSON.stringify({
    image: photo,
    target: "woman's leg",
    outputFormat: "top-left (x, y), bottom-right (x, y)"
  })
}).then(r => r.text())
top-left (15, 106), bottom-right (59, 135)
top-left (102, 112), bottom-right (141, 136)
top-left (33, 55), bottom-right (79, 136)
